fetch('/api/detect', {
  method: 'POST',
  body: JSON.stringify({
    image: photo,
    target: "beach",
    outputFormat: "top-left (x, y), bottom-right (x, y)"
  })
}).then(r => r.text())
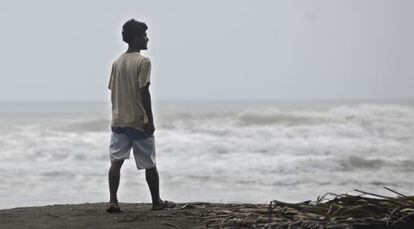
top-left (1, 100), bottom-right (414, 228)
top-left (0, 202), bottom-right (205, 229)
top-left (2, 0), bottom-right (413, 227)
top-left (2, 194), bottom-right (414, 229)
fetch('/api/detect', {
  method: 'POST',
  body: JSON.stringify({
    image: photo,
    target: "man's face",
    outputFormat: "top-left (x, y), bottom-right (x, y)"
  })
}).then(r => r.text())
top-left (140, 32), bottom-right (149, 50)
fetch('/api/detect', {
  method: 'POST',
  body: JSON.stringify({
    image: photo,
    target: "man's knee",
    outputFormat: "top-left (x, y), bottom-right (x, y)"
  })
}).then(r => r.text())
top-left (146, 166), bottom-right (157, 171)
top-left (111, 160), bottom-right (124, 169)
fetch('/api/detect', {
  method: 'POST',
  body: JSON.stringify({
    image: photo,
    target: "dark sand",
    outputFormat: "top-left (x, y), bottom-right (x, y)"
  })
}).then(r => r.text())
top-left (1, 201), bottom-right (413, 229)
top-left (0, 202), bottom-right (210, 229)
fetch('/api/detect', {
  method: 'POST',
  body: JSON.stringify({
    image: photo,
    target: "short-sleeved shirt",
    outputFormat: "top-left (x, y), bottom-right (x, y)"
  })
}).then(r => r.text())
top-left (108, 52), bottom-right (151, 131)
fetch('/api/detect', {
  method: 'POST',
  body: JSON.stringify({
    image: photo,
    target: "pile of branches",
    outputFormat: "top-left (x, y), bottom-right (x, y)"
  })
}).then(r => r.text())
top-left (202, 187), bottom-right (414, 228)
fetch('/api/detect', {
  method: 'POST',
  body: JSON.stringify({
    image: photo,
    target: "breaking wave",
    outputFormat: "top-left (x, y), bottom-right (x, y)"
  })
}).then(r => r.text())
top-left (0, 101), bottom-right (413, 208)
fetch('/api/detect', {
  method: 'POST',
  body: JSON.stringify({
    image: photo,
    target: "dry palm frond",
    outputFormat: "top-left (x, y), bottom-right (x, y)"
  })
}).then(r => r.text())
top-left (195, 187), bottom-right (414, 228)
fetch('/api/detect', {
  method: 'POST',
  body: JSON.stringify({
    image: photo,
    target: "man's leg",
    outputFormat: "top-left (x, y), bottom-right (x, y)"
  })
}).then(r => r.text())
top-left (108, 160), bottom-right (124, 204)
top-left (145, 167), bottom-right (163, 206)
top-left (134, 137), bottom-right (174, 210)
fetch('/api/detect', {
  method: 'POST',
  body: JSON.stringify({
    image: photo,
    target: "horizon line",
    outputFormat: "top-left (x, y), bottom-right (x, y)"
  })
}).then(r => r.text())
top-left (0, 98), bottom-right (413, 104)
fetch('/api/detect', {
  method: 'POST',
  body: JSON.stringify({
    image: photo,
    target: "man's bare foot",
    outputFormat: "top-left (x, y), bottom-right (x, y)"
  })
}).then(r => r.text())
top-left (106, 202), bottom-right (123, 213)
top-left (151, 200), bottom-right (176, 211)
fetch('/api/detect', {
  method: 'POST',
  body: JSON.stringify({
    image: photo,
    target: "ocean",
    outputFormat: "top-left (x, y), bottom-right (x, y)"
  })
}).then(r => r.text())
top-left (0, 100), bottom-right (413, 209)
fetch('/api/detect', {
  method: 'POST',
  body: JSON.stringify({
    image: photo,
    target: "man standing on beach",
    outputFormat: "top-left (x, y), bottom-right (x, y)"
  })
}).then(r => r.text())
top-left (106, 19), bottom-right (173, 213)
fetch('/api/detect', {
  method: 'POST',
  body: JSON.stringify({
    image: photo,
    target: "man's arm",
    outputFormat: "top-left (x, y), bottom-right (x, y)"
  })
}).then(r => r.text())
top-left (139, 85), bottom-right (155, 135)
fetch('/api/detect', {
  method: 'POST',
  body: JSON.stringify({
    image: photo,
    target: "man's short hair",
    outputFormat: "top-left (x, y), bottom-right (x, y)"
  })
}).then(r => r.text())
top-left (122, 19), bottom-right (148, 44)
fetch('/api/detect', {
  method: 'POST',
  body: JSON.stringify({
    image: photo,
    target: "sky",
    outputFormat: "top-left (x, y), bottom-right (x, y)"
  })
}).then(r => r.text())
top-left (0, 0), bottom-right (413, 102)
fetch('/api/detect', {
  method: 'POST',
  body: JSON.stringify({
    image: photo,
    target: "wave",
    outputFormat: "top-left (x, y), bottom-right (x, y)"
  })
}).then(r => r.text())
top-left (63, 118), bottom-right (110, 132)
top-left (1, 102), bottom-right (414, 208)
top-left (30, 104), bottom-right (414, 138)
top-left (235, 108), bottom-right (338, 126)
top-left (235, 104), bottom-right (414, 126)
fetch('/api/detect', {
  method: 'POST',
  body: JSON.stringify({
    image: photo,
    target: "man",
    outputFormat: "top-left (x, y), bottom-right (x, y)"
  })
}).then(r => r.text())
top-left (106, 19), bottom-right (172, 213)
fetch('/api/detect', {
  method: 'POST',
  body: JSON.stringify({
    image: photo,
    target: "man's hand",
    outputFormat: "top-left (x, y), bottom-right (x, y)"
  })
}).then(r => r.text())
top-left (139, 85), bottom-right (155, 135)
top-left (144, 122), bottom-right (155, 136)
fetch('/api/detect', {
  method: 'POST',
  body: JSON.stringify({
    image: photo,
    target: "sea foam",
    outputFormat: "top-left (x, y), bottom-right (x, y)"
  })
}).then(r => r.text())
top-left (0, 101), bottom-right (413, 209)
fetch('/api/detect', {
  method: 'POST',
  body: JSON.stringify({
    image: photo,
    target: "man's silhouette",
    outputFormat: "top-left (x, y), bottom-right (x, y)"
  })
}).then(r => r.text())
top-left (106, 19), bottom-right (172, 213)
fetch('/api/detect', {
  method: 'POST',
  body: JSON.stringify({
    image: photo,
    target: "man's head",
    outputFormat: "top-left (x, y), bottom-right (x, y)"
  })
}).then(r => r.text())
top-left (122, 19), bottom-right (149, 50)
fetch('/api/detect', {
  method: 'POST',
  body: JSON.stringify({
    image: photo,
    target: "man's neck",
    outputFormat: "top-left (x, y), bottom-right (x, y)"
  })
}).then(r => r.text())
top-left (126, 45), bottom-right (141, 53)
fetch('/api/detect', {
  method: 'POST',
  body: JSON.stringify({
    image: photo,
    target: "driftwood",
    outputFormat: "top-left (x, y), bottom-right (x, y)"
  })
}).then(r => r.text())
top-left (189, 187), bottom-right (414, 228)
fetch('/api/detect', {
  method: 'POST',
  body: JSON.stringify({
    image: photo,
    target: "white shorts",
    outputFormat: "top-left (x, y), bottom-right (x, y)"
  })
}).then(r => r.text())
top-left (109, 132), bottom-right (156, 170)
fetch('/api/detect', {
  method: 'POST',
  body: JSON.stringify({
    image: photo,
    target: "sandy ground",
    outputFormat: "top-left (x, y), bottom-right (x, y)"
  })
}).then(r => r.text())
top-left (0, 202), bottom-right (211, 229)
top-left (1, 201), bottom-right (412, 229)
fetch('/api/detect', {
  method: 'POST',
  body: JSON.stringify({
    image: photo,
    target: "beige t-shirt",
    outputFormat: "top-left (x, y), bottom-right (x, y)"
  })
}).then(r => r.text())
top-left (108, 52), bottom-right (151, 131)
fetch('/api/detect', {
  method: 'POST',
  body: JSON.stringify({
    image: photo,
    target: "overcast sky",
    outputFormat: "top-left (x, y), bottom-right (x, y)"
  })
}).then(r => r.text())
top-left (1, 0), bottom-right (413, 102)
